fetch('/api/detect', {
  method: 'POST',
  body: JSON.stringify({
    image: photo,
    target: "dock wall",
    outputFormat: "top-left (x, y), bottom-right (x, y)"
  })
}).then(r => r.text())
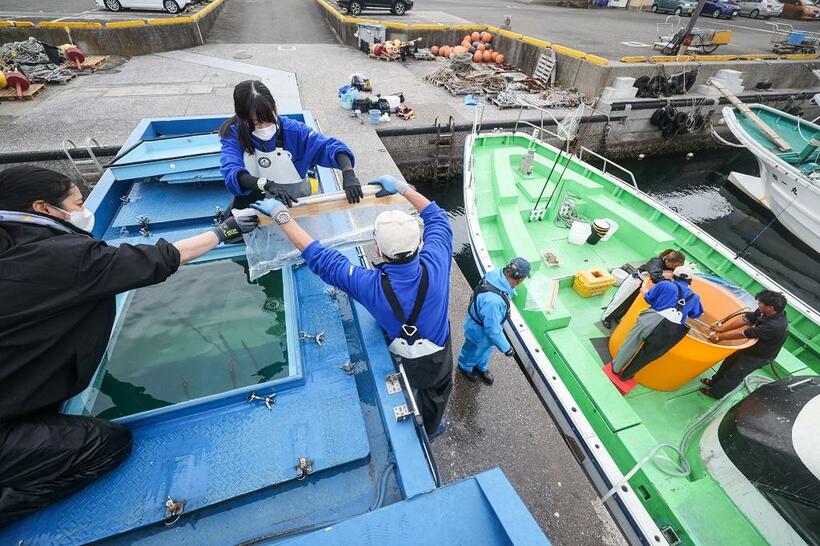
top-left (0, 0), bottom-right (225, 56)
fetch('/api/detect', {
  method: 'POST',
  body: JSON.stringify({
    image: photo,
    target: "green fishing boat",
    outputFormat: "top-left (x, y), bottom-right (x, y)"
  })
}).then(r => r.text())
top-left (463, 109), bottom-right (820, 546)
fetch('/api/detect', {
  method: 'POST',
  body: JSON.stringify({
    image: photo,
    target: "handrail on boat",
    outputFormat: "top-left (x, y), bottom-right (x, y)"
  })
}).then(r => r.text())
top-left (578, 146), bottom-right (639, 189)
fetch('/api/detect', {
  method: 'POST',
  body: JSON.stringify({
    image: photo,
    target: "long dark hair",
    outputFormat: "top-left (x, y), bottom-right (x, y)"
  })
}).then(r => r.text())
top-left (219, 80), bottom-right (279, 154)
top-left (0, 165), bottom-right (74, 212)
top-left (659, 248), bottom-right (685, 265)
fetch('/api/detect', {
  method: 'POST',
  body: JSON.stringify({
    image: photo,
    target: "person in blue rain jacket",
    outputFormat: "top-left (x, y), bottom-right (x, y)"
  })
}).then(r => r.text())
top-left (458, 258), bottom-right (531, 386)
top-left (219, 80), bottom-right (363, 209)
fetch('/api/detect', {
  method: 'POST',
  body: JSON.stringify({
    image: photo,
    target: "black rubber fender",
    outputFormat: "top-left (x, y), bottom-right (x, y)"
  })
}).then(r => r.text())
top-left (650, 107), bottom-right (664, 126)
top-left (692, 114), bottom-right (705, 131)
top-left (663, 106), bottom-right (677, 122)
top-left (675, 111), bottom-right (688, 126)
top-left (634, 75), bottom-right (650, 89)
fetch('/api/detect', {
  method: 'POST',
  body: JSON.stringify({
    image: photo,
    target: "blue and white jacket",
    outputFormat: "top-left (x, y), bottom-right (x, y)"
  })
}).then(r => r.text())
top-left (219, 116), bottom-right (355, 196)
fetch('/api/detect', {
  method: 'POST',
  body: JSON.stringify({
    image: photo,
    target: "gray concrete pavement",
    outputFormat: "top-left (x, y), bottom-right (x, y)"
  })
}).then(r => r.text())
top-left (208, 0), bottom-right (339, 44)
top-left (350, 0), bottom-right (820, 58)
top-left (435, 264), bottom-right (626, 546)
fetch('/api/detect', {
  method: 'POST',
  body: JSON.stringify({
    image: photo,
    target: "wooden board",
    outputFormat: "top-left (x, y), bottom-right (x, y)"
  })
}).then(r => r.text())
top-left (708, 79), bottom-right (792, 152)
top-left (61, 55), bottom-right (110, 71)
top-left (0, 83), bottom-right (45, 101)
top-left (256, 187), bottom-right (406, 226)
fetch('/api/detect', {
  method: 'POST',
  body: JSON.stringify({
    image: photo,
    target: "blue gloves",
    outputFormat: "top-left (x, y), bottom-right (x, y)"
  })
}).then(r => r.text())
top-left (368, 175), bottom-right (409, 198)
top-left (250, 197), bottom-right (288, 218)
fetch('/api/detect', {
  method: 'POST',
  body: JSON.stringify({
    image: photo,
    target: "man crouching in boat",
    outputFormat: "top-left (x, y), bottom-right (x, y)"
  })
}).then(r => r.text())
top-left (701, 290), bottom-right (789, 399)
top-left (252, 175), bottom-right (454, 441)
top-left (612, 265), bottom-right (704, 379)
top-left (457, 258), bottom-right (530, 386)
top-left (0, 166), bottom-right (261, 526)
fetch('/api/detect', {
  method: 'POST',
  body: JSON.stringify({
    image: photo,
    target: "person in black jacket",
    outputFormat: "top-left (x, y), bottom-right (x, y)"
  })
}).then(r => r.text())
top-left (602, 249), bottom-right (686, 328)
top-left (0, 165), bottom-right (260, 527)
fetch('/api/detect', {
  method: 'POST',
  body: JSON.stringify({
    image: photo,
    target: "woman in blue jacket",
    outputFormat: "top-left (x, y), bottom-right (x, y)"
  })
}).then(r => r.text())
top-left (219, 80), bottom-right (363, 208)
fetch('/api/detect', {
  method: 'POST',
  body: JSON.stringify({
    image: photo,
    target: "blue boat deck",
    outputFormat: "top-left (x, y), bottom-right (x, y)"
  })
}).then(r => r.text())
top-left (0, 114), bottom-right (549, 545)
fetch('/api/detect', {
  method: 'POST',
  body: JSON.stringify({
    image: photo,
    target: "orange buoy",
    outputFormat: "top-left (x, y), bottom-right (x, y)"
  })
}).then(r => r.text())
top-left (463, 34), bottom-right (471, 43)
top-left (454, 46), bottom-right (464, 55)
top-left (461, 40), bottom-right (471, 49)
top-left (481, 32), bottom-right (493, 43)
top-left (471, 31), bottom-right (480, 41)
top-left (431, 45), bottom-right (440, 56)
top-left (490, 51), bottom-right (499, 62)
top-left (496, 54), bottom-right (505, 64)
top-left (482, 50), bottom-right (492, 62)
top-left (473, 51), bottom-right (483, 62)
top-left (477, 44), bottom-right (486, 52)
top-left (443, 47), bottom-right (452, 58)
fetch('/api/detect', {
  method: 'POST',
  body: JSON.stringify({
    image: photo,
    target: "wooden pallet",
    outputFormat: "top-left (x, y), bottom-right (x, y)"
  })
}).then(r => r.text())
top-left (61, 55), bottom-right (110, 71)
top-left (0, 83), bottom-right (46, 101)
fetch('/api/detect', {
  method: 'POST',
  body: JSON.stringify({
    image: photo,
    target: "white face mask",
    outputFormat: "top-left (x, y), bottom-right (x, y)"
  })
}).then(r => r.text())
top-left (52, 204), bottom-right (95, 232)
top-left (252, 124), bottom-right (277, 141)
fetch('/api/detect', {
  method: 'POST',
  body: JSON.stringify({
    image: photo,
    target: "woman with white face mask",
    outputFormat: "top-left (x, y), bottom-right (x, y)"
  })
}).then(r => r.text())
top-left (0, 165), bottom-right (260, 526)
top-left (218, 80), bottom-right (363, 209)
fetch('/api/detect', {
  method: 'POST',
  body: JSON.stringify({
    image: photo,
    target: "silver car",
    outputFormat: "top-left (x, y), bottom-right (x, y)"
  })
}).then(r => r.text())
top-left (736, 0), bottom-right (784, 18)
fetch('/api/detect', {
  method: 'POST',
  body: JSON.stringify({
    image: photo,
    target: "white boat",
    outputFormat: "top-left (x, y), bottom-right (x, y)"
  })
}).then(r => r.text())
top-left (723, 103), bottom-right (820, 251)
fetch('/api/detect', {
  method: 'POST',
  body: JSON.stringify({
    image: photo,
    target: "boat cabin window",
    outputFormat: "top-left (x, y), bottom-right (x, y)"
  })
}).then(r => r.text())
top-left (89, 258), bottom-right (291, 419)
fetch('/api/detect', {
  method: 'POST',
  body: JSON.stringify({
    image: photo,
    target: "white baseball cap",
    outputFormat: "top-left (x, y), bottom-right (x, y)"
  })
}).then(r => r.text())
top-left (373, 210), bottom-right (421, 260)
top-left (673, 265), bottom-right (695, 280)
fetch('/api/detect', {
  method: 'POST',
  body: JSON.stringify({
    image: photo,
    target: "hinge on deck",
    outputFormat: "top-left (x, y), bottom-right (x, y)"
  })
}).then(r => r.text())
top-left (247, 391), bottom-right (276, 410)
top-left (295, 456), bottom-right (313, 480)
top-left (213, 206), bottom-right (225, 225)
top-left (326, 287), bottom-right (338, 300)
top-left (393, 404), bottom-right (412, 421)
top-left (340, 362), bottom-right (357, 375)
top-left (385, 373), bottom-right (402, 394)
top-left (137, 215), bottom-right (151, 237)
top-left (299, 331), bottom-right (325, 346)
top-left (164, 496), bottom-right (184, 526)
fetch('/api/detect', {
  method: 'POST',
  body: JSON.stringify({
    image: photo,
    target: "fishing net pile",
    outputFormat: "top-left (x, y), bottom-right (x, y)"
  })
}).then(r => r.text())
top-left (0, 39), bottom-right (74, 83)
top-left (424, 55), bottom-right (584, 109)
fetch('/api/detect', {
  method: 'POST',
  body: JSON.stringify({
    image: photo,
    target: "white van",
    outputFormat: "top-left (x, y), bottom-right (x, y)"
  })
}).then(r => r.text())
top-left (96, 0), bottom-right (191, 14)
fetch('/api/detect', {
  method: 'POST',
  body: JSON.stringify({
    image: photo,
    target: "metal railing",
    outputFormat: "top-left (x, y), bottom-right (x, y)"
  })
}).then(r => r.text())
top-left (578, 146), bottom-right (639, 189)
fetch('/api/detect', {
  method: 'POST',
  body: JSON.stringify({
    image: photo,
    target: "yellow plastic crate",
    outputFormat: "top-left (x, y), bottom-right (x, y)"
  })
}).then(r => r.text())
top-left (573, 268), bottom-right (616, 298)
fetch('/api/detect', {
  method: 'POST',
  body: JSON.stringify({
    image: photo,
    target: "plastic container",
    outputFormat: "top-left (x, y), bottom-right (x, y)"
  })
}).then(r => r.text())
top-left (369, 109), bottom-right (381, 125)
top-left (573, 268), bottom-right (616, 298)
top-left (567, 221), bottom-right (592, 245)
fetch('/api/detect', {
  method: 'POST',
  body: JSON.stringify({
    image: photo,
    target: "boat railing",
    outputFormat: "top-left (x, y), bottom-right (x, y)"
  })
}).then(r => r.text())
top-left (578, 146), bottom-right (639, 189)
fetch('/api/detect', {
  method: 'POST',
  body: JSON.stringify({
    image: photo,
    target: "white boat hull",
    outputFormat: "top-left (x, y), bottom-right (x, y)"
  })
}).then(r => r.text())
top-left (723, 105), bottom-right (820, 251)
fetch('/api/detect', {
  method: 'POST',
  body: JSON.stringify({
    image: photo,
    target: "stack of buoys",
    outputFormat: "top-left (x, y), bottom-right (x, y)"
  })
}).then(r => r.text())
top-left (431, 31), bottom-right (505, 64)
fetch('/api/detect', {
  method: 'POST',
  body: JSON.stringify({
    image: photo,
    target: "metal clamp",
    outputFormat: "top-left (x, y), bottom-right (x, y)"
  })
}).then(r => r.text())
top-left (299, 331), bottom-right (325, 346)
top-left (385, 373), bottom-right (402, 394)
top-left (340, 362), bottom-right (357, 375)
top-left (214, 206), bottom-right (225, 225)
top-left (137, 215), bottom-right (151, 237)
top-left (528, 208), bottom-right (546, 222)
top-left (392, 363), bottom-right (422, 425)
top-left (326, 287), bottom-right (338, 300)
top-left (247, 391), bottom-right (276, 410)
top-left (164, 496), bottom-right (184, 526)
top-left (295, 456), bottom-right (313, 480)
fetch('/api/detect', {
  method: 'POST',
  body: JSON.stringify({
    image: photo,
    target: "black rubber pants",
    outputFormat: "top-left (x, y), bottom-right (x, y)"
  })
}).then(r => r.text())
top-left (0, 412), bottom-right (132, 528)
top-left (403, 337), bottom-right (454, 435)
top-left (709, 352), bottom-right (770, 398)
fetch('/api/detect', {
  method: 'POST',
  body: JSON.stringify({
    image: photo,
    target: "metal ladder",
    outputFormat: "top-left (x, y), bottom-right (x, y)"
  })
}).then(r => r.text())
top-left (432, 116), bottom-right (455, 182)
top-left (62, 137), bottom-right (104, 188)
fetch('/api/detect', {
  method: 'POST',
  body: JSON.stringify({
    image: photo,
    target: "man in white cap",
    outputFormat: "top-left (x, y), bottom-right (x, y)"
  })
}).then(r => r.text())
top-left (612, 265), bottom-right (703, 379)
top-left (252, 175), bottom-right (454, 441)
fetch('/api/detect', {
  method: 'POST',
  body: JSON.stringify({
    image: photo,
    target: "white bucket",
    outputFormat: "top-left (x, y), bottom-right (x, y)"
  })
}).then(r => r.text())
top-left (568, 221), bottom-right (592, 245)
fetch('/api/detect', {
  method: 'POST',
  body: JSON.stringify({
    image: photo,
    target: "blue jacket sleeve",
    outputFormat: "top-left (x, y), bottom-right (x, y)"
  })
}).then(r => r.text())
top-left (418, 202), bottom-right (453, 262)
top-left (286, 118), bottom-right (355, 172)
top-left (219, 126), bottom-right (251, 196)
top-left (477, 293), bottom-right (511, 353)
top-left (302, 240), bottom-right (379, 306)
top-left (644, 284), bottom-right (661, 307)
top-left (688, 296), bottom-right (704, 319)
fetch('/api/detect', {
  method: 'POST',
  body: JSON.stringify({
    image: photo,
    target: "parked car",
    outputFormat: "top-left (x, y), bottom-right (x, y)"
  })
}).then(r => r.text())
top-left (650, 0), bottom-right (699, 16)
top-left (337, 0), bottom-right (414, 16)
top-left (703, 0), bottom-right (742, 17)
top-left (97, 0), bottom-right (190, 13)
top-left (737, 0), bottom-right (784, 18)
top-left (779, 0), bottom-right (820, 18)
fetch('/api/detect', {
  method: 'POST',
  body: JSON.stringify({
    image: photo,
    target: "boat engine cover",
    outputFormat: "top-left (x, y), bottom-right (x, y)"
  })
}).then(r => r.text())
top-left (719, 376), bottom-right (820, 511)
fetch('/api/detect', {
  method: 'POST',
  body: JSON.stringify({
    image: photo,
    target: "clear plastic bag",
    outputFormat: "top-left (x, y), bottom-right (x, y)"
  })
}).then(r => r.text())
top-left (524, 273), bottom-right (559, 312)
top-left (242, 198), bottom-right (409, 281)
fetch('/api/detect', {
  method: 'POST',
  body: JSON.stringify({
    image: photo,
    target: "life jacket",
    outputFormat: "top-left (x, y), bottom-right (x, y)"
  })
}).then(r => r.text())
top-left (468, 276), bottom-right (510, 327)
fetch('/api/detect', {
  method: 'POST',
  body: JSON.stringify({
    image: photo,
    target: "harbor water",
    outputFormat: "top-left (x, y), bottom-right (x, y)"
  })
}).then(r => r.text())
top-left (413, 148), bottom-right (820, 311)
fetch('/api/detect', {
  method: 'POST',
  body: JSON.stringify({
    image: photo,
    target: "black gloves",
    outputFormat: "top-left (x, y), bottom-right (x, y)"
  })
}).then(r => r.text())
top-left (265, 183), bottom-right (299, 208)
top-left (212, 211), bottom-right (259, 243)
top-left (342, 170), bottom-right (363, 204)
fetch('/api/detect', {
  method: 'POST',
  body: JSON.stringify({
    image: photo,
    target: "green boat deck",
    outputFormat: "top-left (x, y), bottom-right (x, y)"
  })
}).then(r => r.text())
top-left (740, 105), bottom-right (820, 169)
top-left (469, 134), bottom-right (820, 545)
